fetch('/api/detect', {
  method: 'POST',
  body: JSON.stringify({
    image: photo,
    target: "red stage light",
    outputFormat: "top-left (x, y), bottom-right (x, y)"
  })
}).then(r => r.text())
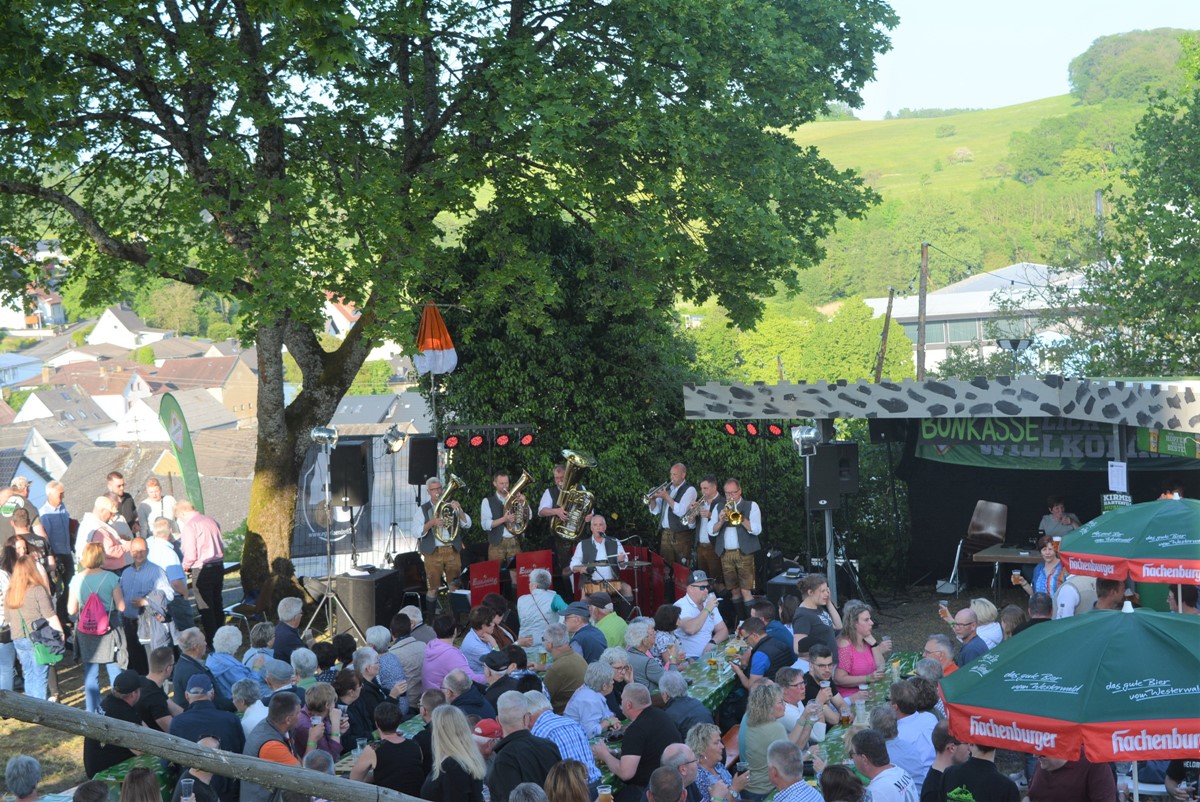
top-left (519, 433), bottom-right (535, 446)
top-left (722, 422), bottom-right (738, 436)
top-left (469, 434), bottom-right (485, 448)
top-left (767, 423), bottom-right (784, 437)
top-left (495, 433), bottom-right (511, 447)
top-left (444, 435), bottom-right (460, 449)
top-left (745, 423), bottom-right (760, 437)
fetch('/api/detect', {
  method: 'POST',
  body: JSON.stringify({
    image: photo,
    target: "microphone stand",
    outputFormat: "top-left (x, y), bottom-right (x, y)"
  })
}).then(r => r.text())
top-left (305, 439), bottom-right (365, 642)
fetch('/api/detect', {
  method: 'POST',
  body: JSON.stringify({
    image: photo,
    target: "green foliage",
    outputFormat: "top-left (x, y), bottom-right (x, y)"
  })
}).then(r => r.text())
top-left (889, 107), bottom-right (982, 119)
top-left (142, 282), bottom-right (201, 335)
top-left (131, 345), bottom-right (155, 365)
top-left (5, 387), bottom-right (34, 412)
top-left (207, 320), bottom-right (237, 342)
top-left (820, 102), bottom-right (859, 121)
top-left (1007, 104), bottom-right (1141, 185)
top-left (348, 361), bottom-right (393, 395)
top-left (70, 325), bottom-right (94, 347)
top-left (932, 341), bottom-right (1039, 380)
top-left (935, 124), bottom-right (956, 139)
top-left (1069, 28), bottom-right (1194, 105)
top-left (0, 335), bottom-right (36, 352)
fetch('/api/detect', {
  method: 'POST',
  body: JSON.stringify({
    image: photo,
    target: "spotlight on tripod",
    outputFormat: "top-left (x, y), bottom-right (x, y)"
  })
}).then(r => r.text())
top-left (383, 424), bottom-right (408, 454)
top-left (791, 425), bottom-right (822, 457)
top-left (311, 426), bottom-right (339, 447)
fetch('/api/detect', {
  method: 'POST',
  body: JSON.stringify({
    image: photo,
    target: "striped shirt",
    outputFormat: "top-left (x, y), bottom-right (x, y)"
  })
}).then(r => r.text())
top-left (531, 710), bottom-right (601, 784)
top-left (118, 560), bottom-right (175, 619)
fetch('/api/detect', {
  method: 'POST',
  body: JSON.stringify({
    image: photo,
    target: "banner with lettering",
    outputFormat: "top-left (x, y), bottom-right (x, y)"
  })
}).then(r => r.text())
top-left (1137, 426), bottom-right (1200, 458)
top-left (916, 417), bottom-right (1197, 471)
top-left (515, 550), bottom-right (552, 597)
top-left (470, 560), bottom-right (501, 606)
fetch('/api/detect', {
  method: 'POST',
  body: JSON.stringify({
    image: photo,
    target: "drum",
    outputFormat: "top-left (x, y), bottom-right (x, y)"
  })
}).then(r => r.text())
top-left (581, 580), bottom-right (609, 597)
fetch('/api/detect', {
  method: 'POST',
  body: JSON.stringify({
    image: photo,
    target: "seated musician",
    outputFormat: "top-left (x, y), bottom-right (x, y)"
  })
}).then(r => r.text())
top-left (569, 515), bottom-right (632, 604)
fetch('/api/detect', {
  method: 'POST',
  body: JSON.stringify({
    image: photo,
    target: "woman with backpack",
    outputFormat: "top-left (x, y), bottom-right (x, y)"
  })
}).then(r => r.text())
top-left (68, 541), bottom-right (126, 712)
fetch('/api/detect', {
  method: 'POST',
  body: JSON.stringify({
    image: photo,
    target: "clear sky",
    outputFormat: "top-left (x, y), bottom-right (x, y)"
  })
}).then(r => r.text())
top-left (857, 0), bottom-right (1200, 120)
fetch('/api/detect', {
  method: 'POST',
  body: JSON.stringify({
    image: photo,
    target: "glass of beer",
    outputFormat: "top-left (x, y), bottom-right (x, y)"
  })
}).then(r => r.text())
top-left (598, 785), bottom-right (614, 802)
top-left (706, 655), bottom-right (718, 671)
top-left (1052, 536), bottom-right (1062, 553)
top-left (1011, 569), bottom-right (1023, 586)
top-left (839, 706), bottom-right (851, 726)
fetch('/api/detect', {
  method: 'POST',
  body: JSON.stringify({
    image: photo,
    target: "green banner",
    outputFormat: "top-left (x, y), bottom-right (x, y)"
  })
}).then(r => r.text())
top-left (158, 392), bottom-right (205, 513)
top-left (1136, 427), bottom-right (1200, 458)
top-left (916, 417), bottom-right (1196, 471)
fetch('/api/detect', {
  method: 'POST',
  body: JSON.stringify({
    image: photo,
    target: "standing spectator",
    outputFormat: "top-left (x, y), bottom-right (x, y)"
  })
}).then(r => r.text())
top-left (487, 691), bottom-right (563, 802)
top-left (850, 729), bottom-right (917, 802)
top-left (765, 739), bottom-right (823, 802)
top-left (273, 597), bottom-right (307, 663)
top-left (941, 743), bottom-right (1019, 802)
top-left (83, 671), bottom-right (144, 777)
top-left (176, 499), bottom-right (225, 647)
top-left (525, 691), bottom-right (602, 793)
top-left (5, 554), bottom-right (64, 699)
top-left (1026, 753), bottom-right (1115, 802)
top-left (137, 646), bottom-right (180, 732)
top-left (0, 545), bottom-right (13, 691)
top-left (5, 755), bottom-right (41, 802)
top-left (542, 622), bottom-right (586, 714)
top-left (2, 477), bottom-right (47, 543)
top-left (137, 477), bottom-right (177, 535)
top-left (420, 705), bottom-right (486, 802)
top-left (147, 517), bottom-right (188, 597)
top-left (349, 700), bottom-right (423, 795)
top-left (68, 542), bottom-right (126, 712)
top-left (119, 538), bottom-right (175, 675)
top-left (106, 472), bottom-right (139, 536)
top-left (592, 683), bottom-right (681, 802)
top-left (80, 496), bottom-right (130, 573)
top-left (388, 612), bottom-right (426, 709)
top-left (39, 481), bottom-right (72, 620)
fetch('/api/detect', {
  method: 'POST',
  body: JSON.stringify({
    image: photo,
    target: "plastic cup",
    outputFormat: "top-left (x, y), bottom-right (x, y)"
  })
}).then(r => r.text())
top-left (736, 761), bottom-right (748, 774)
top-left (180, 779), bottom-right (194, 802)
top-left (938, 600), bottom-right (949, 609)
top-left (597, 785), bottom-right (614, 802)
top-left (356, 737), bottom-right (368, 756)
top-left (1011, 569), bottom-right (1022, 585)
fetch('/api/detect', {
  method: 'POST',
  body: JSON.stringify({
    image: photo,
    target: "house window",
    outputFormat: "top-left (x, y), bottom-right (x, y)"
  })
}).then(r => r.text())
top-left (901, 322), bottom-right (945, 344)
top-left (946, 319), bottom-right (979, 343)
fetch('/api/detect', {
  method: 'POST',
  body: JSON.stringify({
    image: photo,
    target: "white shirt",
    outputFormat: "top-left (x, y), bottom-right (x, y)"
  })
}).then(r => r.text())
top-left (75, 512), bottom-right (117, 562)
top-left (138, 494), bottom-right (177, 534)
top-left (708, 500), bottom-right (762, 551)
top-left (892, 712), bottom-right (937, 796)
top-left (538, 486), bottom-right (562, 513)
top-left (696, 495), bottom-right (718, 544)
top-left (1055, 583), bottom-right (1081, 619)
top-left (866, 765), bottom-right (918, 802)
top-left (569, 537), bottom-right (627, 581)
top-left (481, 493), bottom-right (515, 539)
top-left (241, 700), bottom-right (268, 738)
top-left (674, 593), bottom-right (717, 659)
top-left (648, 483), bottom-right (697, 528)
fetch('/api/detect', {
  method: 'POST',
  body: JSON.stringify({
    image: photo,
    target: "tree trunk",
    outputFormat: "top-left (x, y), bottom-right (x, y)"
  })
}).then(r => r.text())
top-left (0, 691), bottom-right (415, 802)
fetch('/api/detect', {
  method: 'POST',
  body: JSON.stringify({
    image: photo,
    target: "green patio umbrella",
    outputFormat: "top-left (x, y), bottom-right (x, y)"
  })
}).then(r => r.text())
top-left (1059, 498), bottom-right (1200, 594)
top-left (942, 603), bottom-right (1200, 765)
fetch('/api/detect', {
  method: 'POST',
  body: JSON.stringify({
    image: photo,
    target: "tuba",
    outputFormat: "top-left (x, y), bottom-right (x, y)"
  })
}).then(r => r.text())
top-left (503, 470), bottom-right (534, 536)
top-left (724, 498), bottom-right (743, 527)
top-left (432, 473), bottom-right (467, 544)
top-left (552, 449), bottom-right (598, 541)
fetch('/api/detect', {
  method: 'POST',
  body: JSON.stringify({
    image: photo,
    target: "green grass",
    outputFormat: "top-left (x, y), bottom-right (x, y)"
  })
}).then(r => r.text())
top-left (787, 95), bottom-right (1081, 196)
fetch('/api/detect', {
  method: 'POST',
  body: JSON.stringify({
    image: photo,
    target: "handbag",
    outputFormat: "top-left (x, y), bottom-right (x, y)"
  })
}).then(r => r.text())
top-left (0, 624), bottom-right (10, 645)
top-left (19, 613), bottom-right (65, 666)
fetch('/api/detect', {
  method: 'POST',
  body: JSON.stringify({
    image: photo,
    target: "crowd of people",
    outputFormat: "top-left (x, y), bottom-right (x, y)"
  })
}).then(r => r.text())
top-left (2, 469), bottom-right (1196, 802)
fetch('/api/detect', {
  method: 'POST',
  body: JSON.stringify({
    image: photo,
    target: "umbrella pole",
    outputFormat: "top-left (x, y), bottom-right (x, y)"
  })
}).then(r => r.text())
top-left (1132, 759), bottom-right (1139, 802)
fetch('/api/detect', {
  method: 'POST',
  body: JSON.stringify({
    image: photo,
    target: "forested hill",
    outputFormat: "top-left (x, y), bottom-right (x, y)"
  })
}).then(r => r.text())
top-left (785, 93), bottom-right (1141, 305)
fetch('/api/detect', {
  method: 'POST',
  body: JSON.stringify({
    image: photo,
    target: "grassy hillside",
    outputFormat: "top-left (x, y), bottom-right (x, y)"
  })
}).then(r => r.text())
top-left (790, 96), bottom-right (1080, 196)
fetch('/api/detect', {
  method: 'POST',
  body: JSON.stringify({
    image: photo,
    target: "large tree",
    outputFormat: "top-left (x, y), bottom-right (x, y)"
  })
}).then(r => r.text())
top-left (0, 0), bottom-right (896, 583)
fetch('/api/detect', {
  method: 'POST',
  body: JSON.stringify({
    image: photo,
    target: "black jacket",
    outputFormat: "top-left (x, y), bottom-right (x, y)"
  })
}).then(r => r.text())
top-left (486, 730), bottom-right (562, 802)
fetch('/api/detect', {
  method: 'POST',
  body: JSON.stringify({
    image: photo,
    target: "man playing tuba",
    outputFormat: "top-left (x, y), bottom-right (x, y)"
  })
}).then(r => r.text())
top-left (481, 470), bottom-right (526, 585)
top-left (646, 462), bottom-right (698, 567)
top-left (419, 475), bottom-right (472, 619)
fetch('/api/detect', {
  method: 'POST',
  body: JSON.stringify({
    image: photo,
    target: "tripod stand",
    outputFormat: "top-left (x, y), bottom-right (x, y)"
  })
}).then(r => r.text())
top-left (305, 437), bottom-right (365, 642)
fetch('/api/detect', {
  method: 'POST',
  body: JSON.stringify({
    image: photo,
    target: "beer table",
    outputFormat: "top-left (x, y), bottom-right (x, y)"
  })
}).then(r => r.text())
top-left (972, 544), bottom-right (1043, 598)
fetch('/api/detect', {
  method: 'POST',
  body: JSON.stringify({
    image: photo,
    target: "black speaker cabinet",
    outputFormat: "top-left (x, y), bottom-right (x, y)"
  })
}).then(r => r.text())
top-left (805, 442), bottom-right (859, 511)
top-left (868, 419), bottom-right (906, 444)
top-left (330, 440), bottom-right (370, 507)
top-left (334, 569), bottom-right (401, 634)
top-left (835, 441), bottom-right (859, 495)
top-left (408, 435), bottom-right (439, 485)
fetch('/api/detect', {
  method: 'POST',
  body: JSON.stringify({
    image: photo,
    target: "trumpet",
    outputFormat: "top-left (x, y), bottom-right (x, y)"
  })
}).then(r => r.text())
top-left (723, 498), bottom-right (743, 527)
top-left (642, 480), bottom-right (671, 504)
top-left (681, 499), bottom-right (702, 527)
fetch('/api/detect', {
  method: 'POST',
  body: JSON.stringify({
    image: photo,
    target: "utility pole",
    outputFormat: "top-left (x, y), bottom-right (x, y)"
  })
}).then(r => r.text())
top-left (776, 353), bottom-right (786, 382)
top-left (874, 287), bottom-right (895, 383)
top-left (917, 242), bottom-right (929, 380)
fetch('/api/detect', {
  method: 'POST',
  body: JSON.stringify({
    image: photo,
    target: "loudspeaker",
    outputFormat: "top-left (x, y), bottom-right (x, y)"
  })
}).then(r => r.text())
top-left (805, 442), bottom-right (859, 511)
top-left (330, 440), bottom-right (370, 507)
top-left (334, 569), bottom-right (401, 634)
top-left (868, 419), bottom-right (906, 444)
top-left (766, 570), bottom-right (806, 607)
top-left (408, 435), bottom-right (439, 485)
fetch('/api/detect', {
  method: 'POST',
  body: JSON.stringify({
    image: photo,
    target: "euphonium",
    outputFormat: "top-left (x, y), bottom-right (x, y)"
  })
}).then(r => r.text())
top-left (504, 470), bottom-right (534, 536)
top-left (552, 449), bottom-right (598, 541)
top-left (724, 498), bottom-right (743, 527)
top-left (432, 473), bottom-right (467, 544)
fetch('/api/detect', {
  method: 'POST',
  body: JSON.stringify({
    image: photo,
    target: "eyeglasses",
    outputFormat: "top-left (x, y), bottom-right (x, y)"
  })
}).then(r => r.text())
top-left (951, 622), bottom-right (973, 628)
top-left (847, 750), bottom-right (859, 758)
top-left (691, 585), bottom-right (709, 591)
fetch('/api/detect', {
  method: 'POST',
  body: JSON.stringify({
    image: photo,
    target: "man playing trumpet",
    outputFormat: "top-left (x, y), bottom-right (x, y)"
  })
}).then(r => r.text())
top-left (645, 463), bottom-right (698, 566)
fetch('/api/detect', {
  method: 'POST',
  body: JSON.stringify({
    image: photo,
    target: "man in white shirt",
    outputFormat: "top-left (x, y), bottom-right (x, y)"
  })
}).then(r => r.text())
top-left (646, 463), bottom-right (698, 568)
top-left (481, 470), bottom-right (523, 585)
top-left (569, 515), bottom-right (630, 600)
top-left (708, 478), bottom-right (762, 623)
top-left (851, 729), bottom-right (917, 802)
top-left (673, 570), bottom-right (728, 659)
top-left (693, 475), bottom-right (725, 590)
top-left (137, 477), bottom-right (177, 535)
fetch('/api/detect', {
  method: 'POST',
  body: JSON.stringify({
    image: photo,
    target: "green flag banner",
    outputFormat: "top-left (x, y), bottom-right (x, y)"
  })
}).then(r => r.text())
top-left (916, 417), bottom-right (1195, 471)
top-left (1136, 426), bottom-right (1200, 458)
top-left (158, 392), bottom-right (205, 512)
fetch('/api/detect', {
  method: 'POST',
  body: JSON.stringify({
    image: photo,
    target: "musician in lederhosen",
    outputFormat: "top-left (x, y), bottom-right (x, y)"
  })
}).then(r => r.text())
top-left (539, 463), bottom-right (584, 591)
top-left (481, 470), bottom-right (523, 586)
top-left (709, 478), bottom-right (761, 623)
top-left (646, 463), bottom-right (698, 566)
top-left (693, 475), bottom-right (725, 589)
top-left (569, 515), bottom-right (632, 604)
top-left (419, 476), bottom-right (472, 619)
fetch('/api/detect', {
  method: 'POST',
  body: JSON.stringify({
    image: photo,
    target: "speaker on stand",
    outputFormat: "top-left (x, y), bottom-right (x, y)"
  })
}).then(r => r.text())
top-left (334, 569), bottom-right (401, 634)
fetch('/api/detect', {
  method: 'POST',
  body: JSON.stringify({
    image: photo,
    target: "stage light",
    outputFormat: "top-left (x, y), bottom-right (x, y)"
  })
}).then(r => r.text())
top-left (469, 434), bottom-right (485, 448)
top-left (383, 425), bottom-right (407, 454)
top-left (745, 422), bottom-right (760, 437)
top-left (766, 423), bottom-right (785, 438)
top-left (722, 422), bottom-right (738, 436)
top-left (310, 426), bottom-right (338, 447)
top-left (791, 425), bottom-right (822, 456)
top-left (495, 433), bottom-right (511, 447)
top-left (519, 432), bottom-right (535, 447)
top-left (444, 434), bottom-right (460, 450)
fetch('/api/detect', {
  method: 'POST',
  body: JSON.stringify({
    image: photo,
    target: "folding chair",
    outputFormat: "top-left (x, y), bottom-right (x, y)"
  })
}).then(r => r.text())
top-left (940, 500), bottom-right (1006, 597)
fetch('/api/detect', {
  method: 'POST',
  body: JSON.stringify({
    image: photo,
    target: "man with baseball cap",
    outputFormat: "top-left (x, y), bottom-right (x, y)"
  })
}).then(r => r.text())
top-left (563, 600), bottom-right (607, 663)
top-left (169, 673), bottom-right (246, 765)
top-left (674, 570), bottom-right (729, 660)
top-left (588, 591), bottom-right (627, 648)
top-left (83, 670), bottom-right (144, 777)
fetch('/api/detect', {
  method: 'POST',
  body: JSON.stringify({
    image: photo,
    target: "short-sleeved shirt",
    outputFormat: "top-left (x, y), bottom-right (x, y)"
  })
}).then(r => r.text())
top-left (137, 674), bottom-right (173, 730)
top-left (792, 605), bottom-right (838, 659)
top-left (674, 594), bottom-right (717, 659)
top-left (621, 706), bottom-right (682, 788)
top-left (70, 570), bottom-right (120, 611)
